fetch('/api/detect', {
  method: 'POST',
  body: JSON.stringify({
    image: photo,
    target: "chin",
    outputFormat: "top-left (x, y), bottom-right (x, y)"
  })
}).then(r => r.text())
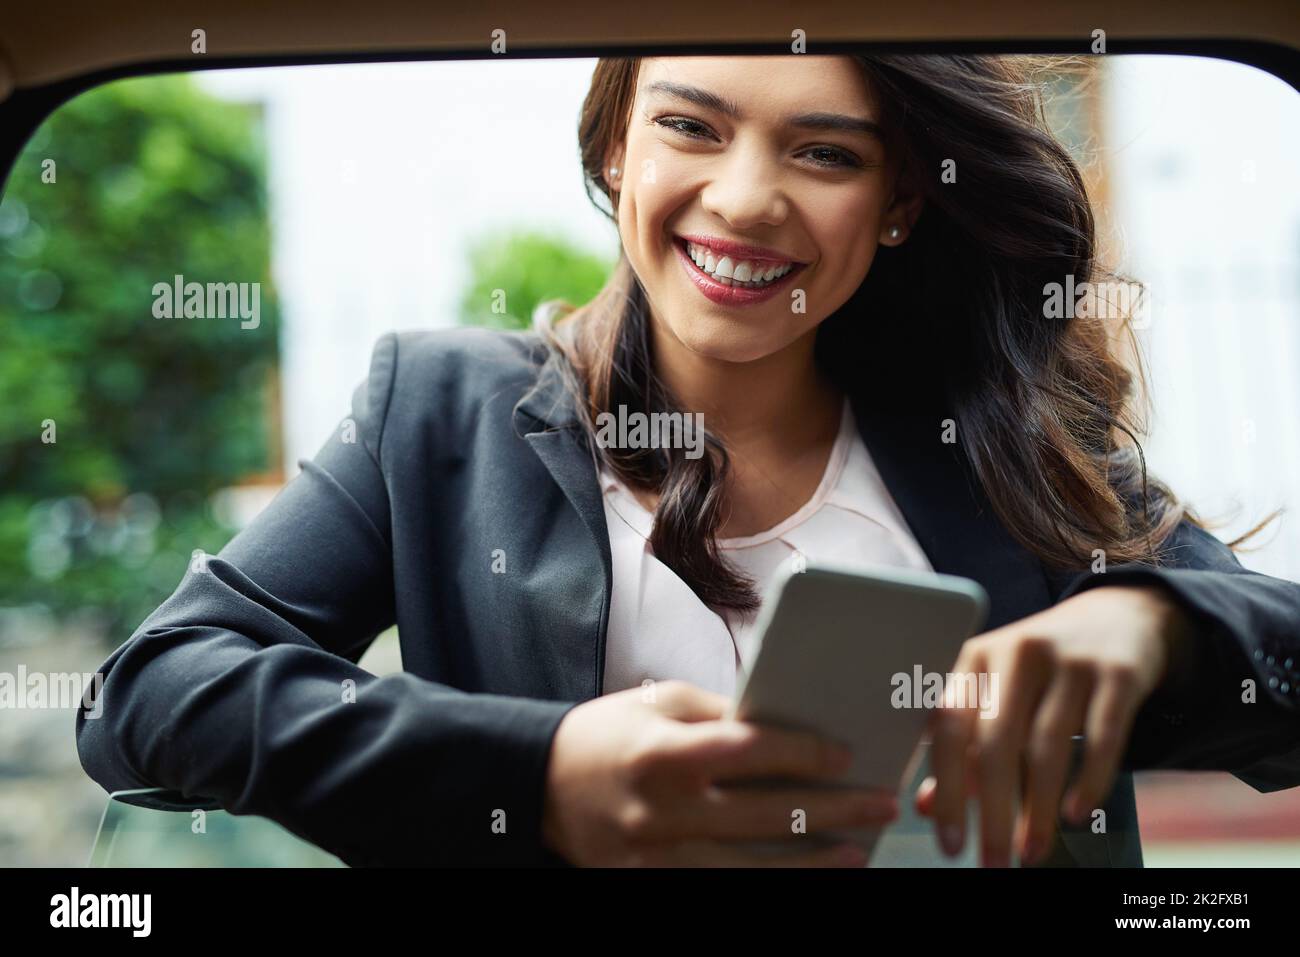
top-left (670, 316), bottom-right (795, 365)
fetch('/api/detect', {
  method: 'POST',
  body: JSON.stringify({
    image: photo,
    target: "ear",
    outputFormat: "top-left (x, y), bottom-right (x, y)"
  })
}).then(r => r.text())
top-left (603, 142), bottom-right (627, 191)
top-left (878, 182), bottom-right (925, 247)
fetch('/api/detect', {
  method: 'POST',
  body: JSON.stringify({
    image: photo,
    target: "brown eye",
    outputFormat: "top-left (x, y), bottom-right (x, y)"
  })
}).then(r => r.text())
top-left (655, 116), bottom-right (713, 139)
top-left (803, 145), bottom-right (863, 169)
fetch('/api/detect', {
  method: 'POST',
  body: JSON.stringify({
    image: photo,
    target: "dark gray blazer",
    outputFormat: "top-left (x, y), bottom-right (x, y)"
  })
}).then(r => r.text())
top-left (76, 327), bottom-right (1300, 867)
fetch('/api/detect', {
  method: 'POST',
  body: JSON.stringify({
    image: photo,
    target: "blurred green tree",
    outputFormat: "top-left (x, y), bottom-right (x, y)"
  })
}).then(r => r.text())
top-left (457, 229), bottom-right (614, 331)
top-left (0, 74), bottom-right (280, 637)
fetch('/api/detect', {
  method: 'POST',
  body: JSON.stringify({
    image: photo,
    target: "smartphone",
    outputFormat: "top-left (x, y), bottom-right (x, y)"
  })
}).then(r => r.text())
top-left (728, 561), bottom-right (989, 863)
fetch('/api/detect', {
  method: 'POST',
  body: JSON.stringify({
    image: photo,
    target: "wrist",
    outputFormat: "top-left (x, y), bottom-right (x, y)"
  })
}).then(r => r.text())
top-left (539, 709), bottom-right (575, 861)
top-left (1134, 583), bottom-right (1199, 693)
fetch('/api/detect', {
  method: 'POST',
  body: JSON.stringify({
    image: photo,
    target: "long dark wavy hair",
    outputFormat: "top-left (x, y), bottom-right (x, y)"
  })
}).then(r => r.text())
top-left (539, 54), bottom-right (1275, 612)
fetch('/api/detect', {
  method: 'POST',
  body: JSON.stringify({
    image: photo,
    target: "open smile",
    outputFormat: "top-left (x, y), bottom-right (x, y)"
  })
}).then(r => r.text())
top-left (671, 235), bottom-right (808, 307)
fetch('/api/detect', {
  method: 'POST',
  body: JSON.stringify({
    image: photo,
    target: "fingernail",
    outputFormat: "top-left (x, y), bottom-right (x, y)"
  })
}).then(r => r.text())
top-left (939, 824), bottom-right (963, 856)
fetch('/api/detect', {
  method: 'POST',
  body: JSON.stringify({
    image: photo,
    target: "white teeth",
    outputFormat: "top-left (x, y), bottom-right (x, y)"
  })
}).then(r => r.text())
top-left (684, 240), bottom-right (794, 287)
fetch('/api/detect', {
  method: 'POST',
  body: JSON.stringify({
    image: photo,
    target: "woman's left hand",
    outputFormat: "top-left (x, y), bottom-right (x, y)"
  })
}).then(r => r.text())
top-left (915, 583), bottom-right (1196, 867)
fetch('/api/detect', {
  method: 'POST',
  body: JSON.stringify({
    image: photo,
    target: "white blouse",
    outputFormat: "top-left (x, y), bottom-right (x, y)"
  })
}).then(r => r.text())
top-left (599, 399), bottom-right (934, 698)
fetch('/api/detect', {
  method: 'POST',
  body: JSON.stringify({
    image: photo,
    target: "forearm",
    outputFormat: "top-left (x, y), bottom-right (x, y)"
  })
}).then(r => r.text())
top-left (78, 583), bottom-right (577, 866)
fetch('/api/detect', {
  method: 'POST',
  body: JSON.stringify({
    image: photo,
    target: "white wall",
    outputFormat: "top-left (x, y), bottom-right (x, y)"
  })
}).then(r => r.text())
top-left (1103, 56), bottom-right (1300, 580)
top-left (201, 59), bottom-right (616, 472)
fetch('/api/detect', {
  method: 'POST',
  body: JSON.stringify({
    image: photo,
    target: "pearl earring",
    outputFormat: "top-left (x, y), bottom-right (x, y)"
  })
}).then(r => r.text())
top-left (888, 226), bottom-right (902, 240)
top-left (609, 166), bottom-right (620, 178)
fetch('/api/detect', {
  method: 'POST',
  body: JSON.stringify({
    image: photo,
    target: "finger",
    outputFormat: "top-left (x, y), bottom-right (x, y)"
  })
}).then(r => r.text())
top-left (915, 737), bottom-right (982, 818)
top-left (647, 680), bottom-right (733, 722)
top-left (1063, 670), bottom-right (1141, 825)
top-left (929, 645), bottom-right (983, 856)
top-left (915, 776), bottom-right (935, 817)
top-left (679, 784), bottom-right (897, 841)
top-left (1018, 664), bottom-right (1093, 864)
top-left (671, 720), bottom-right (853, 783)
top-left (917, 770), bottom-right (981, 819)
top-left (974, 641), bottom-right (1053, 868)
top-left (638, 839), bottom-right (870, 868)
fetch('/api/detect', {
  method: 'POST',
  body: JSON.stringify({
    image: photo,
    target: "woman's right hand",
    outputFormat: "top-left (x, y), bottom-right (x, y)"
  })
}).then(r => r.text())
top-left (541, 680), bottom-right (898, 866)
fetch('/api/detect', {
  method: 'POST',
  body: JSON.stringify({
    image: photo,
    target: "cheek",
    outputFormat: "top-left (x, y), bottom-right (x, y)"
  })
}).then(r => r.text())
top-left (617, 160), bottom-right (698, 286)
top-left (808, 187), bottom-right (882, 262)
top-left (623, 154), bottom-right (692, 238)
top-left (806, 189), bottom-right (883, 285)
top-left (785, 189), bottom-right (881, 323)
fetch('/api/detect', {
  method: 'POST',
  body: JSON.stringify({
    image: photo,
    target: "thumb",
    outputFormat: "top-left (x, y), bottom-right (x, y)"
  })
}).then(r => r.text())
top-left (648, 680), bottom-right (732, 722)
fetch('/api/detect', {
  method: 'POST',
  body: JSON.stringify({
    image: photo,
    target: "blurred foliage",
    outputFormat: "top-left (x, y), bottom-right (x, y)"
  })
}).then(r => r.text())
top-left (457, 229), bottom-right (614, 330)
top-left (0, 74), bottom-right (280, 636)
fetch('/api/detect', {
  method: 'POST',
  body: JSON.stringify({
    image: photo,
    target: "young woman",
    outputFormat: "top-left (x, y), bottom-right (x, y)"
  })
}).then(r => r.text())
top-left (77, 54), bottom-right (1300, 868)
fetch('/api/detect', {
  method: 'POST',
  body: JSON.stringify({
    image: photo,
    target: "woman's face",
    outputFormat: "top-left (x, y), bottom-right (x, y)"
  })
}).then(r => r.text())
top-left (608, 55), bottom-right (920, 365)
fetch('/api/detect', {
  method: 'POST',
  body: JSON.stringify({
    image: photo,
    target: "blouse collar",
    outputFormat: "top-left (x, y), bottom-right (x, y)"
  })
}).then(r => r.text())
top-left (597, 398), bottom-right (924, 568)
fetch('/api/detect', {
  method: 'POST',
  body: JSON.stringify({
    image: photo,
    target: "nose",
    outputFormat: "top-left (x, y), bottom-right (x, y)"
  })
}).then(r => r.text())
top-left (698, 141), bottom-right (790, 230)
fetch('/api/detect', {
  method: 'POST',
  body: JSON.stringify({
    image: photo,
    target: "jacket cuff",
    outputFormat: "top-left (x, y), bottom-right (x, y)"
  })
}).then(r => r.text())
top-left (1056, 565), bottom-right (1297, 773)
top-left (332, 692), bottom-right (579, 868)
top-left (428, 694), bottom-right (580, 868)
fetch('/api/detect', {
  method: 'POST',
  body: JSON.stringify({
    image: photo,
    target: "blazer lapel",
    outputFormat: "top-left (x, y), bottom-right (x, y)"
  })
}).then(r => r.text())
top-left (847, 388), bottom-right (1055, 631)
top-left (513, 349), bottom-right (613, 698)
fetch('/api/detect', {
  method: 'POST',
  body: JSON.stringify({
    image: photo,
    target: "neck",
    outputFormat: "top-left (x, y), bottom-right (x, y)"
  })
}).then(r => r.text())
top-left (647, 317), bottom-right (842, 450)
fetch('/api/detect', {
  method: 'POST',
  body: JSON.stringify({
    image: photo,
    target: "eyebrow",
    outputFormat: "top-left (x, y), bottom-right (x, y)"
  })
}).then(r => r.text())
top-left (642, 80), bottom-right (885, 139)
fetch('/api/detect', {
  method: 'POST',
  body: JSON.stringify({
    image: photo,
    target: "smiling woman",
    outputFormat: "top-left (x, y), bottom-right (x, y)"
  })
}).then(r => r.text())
top-left (75, 53), bottom-right (1300, 871)
top-left (552, 55), bottom-right (1189, 608)
top-left (533, 54), bottom-right (1300, 865)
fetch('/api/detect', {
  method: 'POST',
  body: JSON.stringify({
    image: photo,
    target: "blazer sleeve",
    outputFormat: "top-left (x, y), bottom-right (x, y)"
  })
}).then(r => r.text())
top-left (75, 332), bottom-right (578, 866)
top-left (1055, 515), bottom-right (1300, 791)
